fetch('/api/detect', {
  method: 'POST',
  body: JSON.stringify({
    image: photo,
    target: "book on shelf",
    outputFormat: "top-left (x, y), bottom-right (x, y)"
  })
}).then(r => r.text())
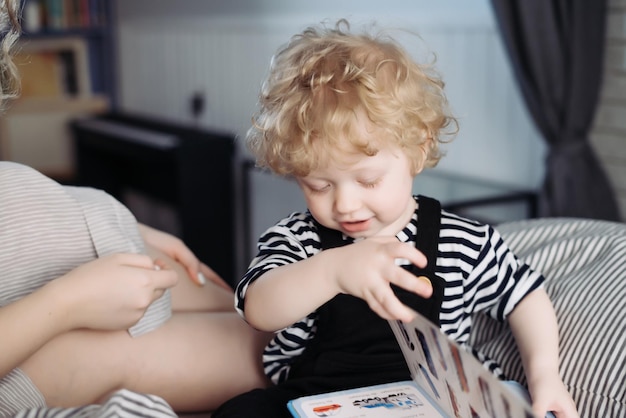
top-left (13, 48), bottom-right (64, 97)
top-left (287, 311), bottom-right (536, 418)
top-left (22, 0), bottom-right (107, 33)
top-left (14, 36), bottom-right (91, 99)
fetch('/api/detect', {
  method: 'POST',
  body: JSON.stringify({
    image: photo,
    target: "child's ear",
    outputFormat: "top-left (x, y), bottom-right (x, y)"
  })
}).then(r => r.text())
top-left (412, 145), bottom-right (429, 175)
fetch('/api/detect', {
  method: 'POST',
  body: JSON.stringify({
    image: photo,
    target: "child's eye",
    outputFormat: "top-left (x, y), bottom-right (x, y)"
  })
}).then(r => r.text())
top-left (360, 178), bottom-right (381, 188)
top-left (308, 183), bottom-right (330, 194)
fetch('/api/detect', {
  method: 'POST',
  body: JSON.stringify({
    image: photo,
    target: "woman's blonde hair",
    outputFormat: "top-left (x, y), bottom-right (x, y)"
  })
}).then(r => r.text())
top-left (246, 19), bottom-right (458, 177)
top-left (0, 0), bottom-right (20, 108)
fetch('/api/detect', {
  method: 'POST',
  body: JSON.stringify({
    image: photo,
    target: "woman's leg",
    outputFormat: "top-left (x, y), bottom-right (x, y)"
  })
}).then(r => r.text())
top-left (20, 311), bottom-right (272, 412)
top-left (19, 248), bottom-right (272, 412)
top-left (146, 244), bottom-right (235, 312)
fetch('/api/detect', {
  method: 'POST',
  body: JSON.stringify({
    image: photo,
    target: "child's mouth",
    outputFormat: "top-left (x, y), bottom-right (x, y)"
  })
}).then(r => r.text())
top-left (340, 219), bottom-right (371, 233)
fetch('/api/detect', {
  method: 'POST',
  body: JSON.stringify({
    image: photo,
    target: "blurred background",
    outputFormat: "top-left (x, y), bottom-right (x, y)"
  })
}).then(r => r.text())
top-left (3, 0), bottom-right (625, 284)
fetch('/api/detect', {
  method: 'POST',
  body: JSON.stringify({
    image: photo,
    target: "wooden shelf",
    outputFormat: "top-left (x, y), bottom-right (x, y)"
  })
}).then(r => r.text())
top-left (5, 95), bottom-right (108, 113)
top-left (3, 1), bottom-right (115, 180)
top-left (0, 96), bottom-right (110, 180)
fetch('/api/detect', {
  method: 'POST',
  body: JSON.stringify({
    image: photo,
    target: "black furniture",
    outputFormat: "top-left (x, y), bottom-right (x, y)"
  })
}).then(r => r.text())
top-left (71, 112), bottom-right (238, 285)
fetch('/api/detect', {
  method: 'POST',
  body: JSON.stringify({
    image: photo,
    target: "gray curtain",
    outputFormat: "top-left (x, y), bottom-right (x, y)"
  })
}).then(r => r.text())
top-left (490, 0), bottom-right (621, 221)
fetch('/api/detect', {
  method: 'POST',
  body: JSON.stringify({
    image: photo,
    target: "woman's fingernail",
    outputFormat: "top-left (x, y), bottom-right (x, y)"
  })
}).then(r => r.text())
top-left (153, 259), bottom-right (167, 271)
top-left (197, 272), bottom-right (207, 286)
top-left (419, 276), bottom-right (431, 286)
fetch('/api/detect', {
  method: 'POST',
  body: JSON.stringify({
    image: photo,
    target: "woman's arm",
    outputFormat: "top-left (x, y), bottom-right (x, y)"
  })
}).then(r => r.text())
top-left (508, 288), bottom-right (579, 418)
top-left (0, 253), bottom-right (177, 378)
top-left (0, 278), bottom-right (70, 378)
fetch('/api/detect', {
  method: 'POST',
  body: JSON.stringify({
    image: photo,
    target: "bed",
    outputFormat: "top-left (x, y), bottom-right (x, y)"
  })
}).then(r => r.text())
top-left (470, 217), bottom-right (625, 418)
top-left (10, 217), bottom-right (625, 418)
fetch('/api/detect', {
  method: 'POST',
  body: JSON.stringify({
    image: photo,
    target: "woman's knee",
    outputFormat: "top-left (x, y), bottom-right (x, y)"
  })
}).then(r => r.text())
top-left (20, 329), bottom-right (130, 406)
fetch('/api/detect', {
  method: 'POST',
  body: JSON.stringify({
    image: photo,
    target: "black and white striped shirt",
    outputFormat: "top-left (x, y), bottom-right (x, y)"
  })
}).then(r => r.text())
top-left (236, 196), bottom-right (545, 384)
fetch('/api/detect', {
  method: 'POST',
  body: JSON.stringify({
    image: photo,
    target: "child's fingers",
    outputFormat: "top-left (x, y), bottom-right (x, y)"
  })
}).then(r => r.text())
top-left (389, 241), bottom-right (428, 269)
top-left (366, 287), bottom-right (417, 323)
top-left (386, 302), bottom-right (417, 323)
top-left (379, 299), bottom-right (416, 323)
top-left (367, 263), bottom-right (432, 322)
top-left (389, 267), bottom-right (433, 299)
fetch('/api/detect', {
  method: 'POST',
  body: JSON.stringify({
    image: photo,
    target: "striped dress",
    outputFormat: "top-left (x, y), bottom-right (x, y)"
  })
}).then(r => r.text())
top-left (0, 161), bottom-right (174, 417)
top-left (235, 196), bottom-right (545, 385)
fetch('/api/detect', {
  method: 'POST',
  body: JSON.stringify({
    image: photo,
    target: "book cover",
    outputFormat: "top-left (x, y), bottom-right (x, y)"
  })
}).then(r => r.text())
top-left (288, 380), bottom-right (448, 418)
top-left (288, 312), bottom-right (536, 418)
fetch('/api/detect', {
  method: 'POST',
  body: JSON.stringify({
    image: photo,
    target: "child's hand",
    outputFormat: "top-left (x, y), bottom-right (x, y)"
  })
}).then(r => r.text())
top-left (528, 373), bottom-right (579, 418)
top-left (330, 237), bottom-right (432, 322)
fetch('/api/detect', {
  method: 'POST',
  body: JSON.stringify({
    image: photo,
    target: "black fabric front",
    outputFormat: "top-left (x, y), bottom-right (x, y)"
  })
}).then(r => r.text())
top-left (288, 195), bottom-right (445, 384)
top-left (212, 196), bottom-right (445, 418)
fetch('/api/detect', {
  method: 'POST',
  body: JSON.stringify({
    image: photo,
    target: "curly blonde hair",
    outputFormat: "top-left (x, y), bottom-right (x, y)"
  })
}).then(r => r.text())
top-left (246, 19), bottom-right (457, 177)
top-left (0, 0), bottom-right (20, 108)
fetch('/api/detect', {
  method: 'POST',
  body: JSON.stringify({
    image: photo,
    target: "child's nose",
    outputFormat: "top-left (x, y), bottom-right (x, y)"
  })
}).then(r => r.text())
top-left (334, 186), bottom-right (360, 214)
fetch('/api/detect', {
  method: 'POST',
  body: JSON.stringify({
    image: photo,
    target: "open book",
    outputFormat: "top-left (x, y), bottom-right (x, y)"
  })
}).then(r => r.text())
top-left (288, 311), bottom-right (536, 418)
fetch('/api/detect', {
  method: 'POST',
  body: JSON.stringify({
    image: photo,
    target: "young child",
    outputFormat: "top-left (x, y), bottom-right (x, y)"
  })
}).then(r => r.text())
top-left (213, 20), bottom-right (578, 418)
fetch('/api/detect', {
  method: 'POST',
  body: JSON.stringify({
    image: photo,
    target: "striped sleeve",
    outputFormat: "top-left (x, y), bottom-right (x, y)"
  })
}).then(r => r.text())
top-left (235, 212), bottom-right (321, 316)
top-left (437, 211), bottom-right (545, 345)
top-left (235, 212), bottom-right (323, 384)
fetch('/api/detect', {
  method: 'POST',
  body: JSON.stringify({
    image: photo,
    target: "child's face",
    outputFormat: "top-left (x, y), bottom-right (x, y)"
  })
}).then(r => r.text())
top-left (297, 145), bottom-right (416, 239)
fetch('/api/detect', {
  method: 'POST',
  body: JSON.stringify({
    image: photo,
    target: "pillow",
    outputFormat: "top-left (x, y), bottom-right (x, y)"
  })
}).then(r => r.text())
top-left (469, 218), bottom-right (625, 418)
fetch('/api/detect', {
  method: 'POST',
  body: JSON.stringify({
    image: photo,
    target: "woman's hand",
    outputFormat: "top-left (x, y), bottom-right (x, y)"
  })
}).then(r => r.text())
top-left (0, 253), bottom-right (177, 378)
top-left (52, 253), bottom-right (178, 331)
top-left (137, 223), bottom-right (231, 290)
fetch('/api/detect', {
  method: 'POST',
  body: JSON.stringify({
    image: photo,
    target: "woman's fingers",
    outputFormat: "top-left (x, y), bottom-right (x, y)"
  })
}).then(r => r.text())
top-left (110, 252), bottom-right (155, 269)
top-left (111, 253), bottom-right (179, 294)
top-left (199, 263), bottom-right (232, 291)
top-left (149, 262), bottom-right (179, 292)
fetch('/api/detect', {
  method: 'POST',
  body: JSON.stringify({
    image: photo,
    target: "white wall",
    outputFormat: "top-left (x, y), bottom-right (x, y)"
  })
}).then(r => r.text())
top-left (113, 0), bottom-right (547, 271)
top-left (114, 0), bottom-right (544, 187)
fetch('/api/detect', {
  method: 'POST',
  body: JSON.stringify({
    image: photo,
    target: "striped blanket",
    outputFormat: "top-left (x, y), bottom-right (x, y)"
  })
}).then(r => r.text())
top-left (13, 390), bottom-right (177, 418)
top-left (471, 217), bottom-right (625, 418)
